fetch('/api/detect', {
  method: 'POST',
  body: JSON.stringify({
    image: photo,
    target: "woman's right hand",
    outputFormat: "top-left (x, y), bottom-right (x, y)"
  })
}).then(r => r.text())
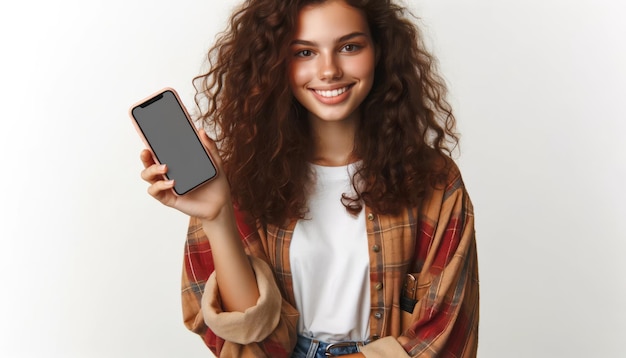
top-left (139, 129), bottom-right (232, 221)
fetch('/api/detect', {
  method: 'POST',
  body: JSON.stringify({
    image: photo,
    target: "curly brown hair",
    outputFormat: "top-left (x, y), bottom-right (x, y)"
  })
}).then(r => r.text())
top-left (194, 0), bottom-right (458, 226)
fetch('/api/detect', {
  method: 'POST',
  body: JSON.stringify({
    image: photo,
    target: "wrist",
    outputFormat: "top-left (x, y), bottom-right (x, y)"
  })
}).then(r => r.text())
top-left (201, 202), bottom-right (234, 226)
top-left (200, 202), bottom-right (239, 241)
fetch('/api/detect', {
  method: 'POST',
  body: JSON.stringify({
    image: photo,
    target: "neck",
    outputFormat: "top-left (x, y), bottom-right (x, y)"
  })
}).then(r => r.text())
top-left (308, 113), bottom-right (358, 167)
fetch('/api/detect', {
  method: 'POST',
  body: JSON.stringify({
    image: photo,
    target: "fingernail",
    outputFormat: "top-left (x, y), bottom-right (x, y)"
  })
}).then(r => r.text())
top-left (165, 180), bottom-right (174, 186)
top-left (159, 164), bottom-right (166, 171)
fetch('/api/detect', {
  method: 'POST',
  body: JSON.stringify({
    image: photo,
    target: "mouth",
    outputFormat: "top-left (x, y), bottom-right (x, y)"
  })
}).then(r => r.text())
top-left (312, 84), bottom-right (354, 98)
top-left (313, 85), bottom-right (352, 98)
top-left (309, 84), bottom-right (355, 105)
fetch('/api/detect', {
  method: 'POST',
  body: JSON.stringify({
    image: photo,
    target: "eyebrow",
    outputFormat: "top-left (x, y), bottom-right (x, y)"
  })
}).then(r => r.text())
top-left (290, 32), bottom-right (369, 47)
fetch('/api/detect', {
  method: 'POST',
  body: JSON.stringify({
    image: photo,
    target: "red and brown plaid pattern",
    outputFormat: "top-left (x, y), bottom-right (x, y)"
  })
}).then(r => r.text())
top-left (181, 163), bottom-right (479, 357)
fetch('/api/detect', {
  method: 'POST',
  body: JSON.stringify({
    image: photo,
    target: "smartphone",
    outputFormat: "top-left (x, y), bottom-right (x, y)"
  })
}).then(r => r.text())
top-left (129, 88), bottom-right (217, 195)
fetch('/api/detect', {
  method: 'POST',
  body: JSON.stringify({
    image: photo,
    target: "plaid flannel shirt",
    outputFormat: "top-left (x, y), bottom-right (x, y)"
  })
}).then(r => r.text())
top-left (181, 162), bottom-right (479, 357)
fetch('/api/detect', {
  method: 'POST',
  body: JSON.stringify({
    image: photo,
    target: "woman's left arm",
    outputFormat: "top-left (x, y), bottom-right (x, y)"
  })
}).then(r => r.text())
top-left (361, 165), bottom-right (480, 358)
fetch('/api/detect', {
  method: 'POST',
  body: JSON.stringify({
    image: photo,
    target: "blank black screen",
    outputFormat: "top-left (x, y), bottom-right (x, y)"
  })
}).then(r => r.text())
top-left (132, 90), bottom-right (216, 195)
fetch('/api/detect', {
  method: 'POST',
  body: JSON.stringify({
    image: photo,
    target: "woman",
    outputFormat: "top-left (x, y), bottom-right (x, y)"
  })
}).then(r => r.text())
top-left (140, 0), bottom-right (479, 357)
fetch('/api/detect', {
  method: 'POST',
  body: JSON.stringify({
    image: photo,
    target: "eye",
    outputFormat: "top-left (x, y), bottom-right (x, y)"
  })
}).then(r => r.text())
top-left (341, 44), bottom-right (362, 53)
top-left (295, 49), bottom-right (313, 57)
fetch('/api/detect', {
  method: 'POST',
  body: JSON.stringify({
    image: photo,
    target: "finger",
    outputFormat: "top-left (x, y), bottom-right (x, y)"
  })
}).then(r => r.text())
top-left (198, 129), bottom-right (223, 166)
top-left (147, 179), bottom-right (176, 202)
top-left (141, 163), bottom-right (168, 182)
top-left (198, 129), bottom-right (215, 150)
top-left (139, 149), bottom-right (156, 168)
top-left (198, 129), bottom-right (218, 153)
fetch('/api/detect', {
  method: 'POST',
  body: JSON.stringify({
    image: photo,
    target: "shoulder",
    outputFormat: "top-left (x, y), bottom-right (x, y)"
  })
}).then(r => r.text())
top-left (431, 154), bottom-right (465, 195)
top-left (443, 158), bottom-right (465, 196)
top-left (420, 156), bottom-right (472, 217)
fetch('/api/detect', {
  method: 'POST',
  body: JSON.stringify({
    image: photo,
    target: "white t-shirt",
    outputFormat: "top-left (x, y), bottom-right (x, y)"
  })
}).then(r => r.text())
top-left (290, 163), bottom-right (371, 342)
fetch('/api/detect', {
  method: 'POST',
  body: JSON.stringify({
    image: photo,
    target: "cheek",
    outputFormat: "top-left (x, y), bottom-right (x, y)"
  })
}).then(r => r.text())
top-left (288, 62), bottom-right (310, 89)
top-left (351, 54), bottom-right (376, 80)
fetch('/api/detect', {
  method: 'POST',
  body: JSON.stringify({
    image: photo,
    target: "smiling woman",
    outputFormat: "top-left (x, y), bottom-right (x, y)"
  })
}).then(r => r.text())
top-left (288, 2), bottom-right (376, 128)
top-left (287, 2), bottom-right (377, 170)
top-left (139, 0), bottom-right (478, 357)
top-left (2, 0), bottom-right (625, 356)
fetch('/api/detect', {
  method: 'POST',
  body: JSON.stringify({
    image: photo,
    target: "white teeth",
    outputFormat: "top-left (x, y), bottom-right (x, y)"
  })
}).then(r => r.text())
top-left (315, 86), bottom-right (348, 98)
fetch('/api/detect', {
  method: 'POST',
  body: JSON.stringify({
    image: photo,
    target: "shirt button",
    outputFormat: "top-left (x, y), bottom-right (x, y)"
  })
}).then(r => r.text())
top-left (367, 213), bottom-right (374, 221)
top-left (374, 312), bottom-right (383, 319)
top-left (375, 282), bottom-right (383, 291)
top-left (372, 245), bottom-right (380, 253)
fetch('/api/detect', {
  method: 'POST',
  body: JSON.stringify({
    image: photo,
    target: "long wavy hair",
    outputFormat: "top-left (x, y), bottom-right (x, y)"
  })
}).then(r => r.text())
top-left (194, 0), bottom-right (458, 226)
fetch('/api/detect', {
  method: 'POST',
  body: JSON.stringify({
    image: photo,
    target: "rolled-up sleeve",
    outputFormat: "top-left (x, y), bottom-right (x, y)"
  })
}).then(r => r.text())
top-left (181, 216), bottom-right (299, 357)
top-left (201, 255), bottom-right (282, 344)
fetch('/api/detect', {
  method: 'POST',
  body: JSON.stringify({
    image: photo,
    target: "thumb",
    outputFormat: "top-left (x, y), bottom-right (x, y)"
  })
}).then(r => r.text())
top-left (198, 129), bottom-right (222, 166)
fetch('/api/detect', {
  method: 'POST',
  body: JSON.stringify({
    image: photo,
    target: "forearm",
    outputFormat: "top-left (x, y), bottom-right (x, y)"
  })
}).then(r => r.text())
top-left (201, 203), bottom-right (260, 313)
top-left (183, 213), bottom-right (296, 354)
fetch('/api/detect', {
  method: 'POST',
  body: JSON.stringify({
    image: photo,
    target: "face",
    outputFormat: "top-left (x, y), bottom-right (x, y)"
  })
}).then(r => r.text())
top-left (288, 0), bottom-right (376, 125)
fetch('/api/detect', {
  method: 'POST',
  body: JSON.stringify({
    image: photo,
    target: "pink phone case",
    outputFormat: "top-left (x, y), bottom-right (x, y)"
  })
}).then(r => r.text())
top-left (128, 87), bottom-right (217, 195)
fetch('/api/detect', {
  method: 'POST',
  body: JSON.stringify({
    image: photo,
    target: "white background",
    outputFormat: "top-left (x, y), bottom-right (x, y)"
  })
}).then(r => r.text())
top-left (1, 0), bottom-right (624, 357)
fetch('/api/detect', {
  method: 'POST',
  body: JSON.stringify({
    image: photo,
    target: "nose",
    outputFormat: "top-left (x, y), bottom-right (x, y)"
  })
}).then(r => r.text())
top-left (319, 52), bottom-right (342, 80)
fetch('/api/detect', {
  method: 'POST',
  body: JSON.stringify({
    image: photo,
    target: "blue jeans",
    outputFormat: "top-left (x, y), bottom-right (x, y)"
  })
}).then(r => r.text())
top-left (291, 335), bottom-right (363, 358)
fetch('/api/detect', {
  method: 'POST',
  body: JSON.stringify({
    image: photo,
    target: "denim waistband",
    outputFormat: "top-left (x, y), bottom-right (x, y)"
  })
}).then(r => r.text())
top-left (292, 334), bottom-right (369, 358)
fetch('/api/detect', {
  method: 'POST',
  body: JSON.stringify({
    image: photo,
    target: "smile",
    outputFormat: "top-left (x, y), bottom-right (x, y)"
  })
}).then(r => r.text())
top-left (313, 85), bottom-right (352, 98)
